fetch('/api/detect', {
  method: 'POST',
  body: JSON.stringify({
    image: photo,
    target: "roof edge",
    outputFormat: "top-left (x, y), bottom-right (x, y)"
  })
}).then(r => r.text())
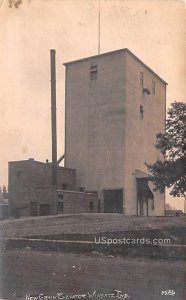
top-left (63, 48), bottom-right (168, 85)
top-left (8, 160), bottom-right (75, 171)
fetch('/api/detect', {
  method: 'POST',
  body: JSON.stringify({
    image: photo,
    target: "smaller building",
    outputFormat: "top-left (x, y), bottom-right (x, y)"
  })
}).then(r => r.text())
top-left (8, 158), bottom-right (98, 218)
top-left (57, 190), bottom-right (98, 214)
top-left (0, 198), bottom-right (8, 220)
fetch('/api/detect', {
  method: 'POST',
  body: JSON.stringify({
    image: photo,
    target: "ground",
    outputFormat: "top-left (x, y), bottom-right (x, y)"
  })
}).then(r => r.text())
top-left (0, 214), bottom-right (185, 300)
top-left (1, 213), bottom-right (186, 238)
top-left (0, 249), bottom-right (185, 300)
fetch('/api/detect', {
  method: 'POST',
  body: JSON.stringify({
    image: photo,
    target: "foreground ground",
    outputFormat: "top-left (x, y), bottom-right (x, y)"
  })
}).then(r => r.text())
top-left (0, 215), bottom-right (185, 299)
top-left (0, 249), bottom-right (185, 300)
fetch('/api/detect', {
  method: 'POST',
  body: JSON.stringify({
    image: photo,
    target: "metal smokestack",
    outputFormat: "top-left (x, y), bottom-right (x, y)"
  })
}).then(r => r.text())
top-left (50, 49), bottom-right (57, 186)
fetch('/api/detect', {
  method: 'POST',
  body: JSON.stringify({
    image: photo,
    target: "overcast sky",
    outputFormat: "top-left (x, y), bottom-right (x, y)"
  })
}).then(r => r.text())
top-left (0, 0), bottom-right (185, 210)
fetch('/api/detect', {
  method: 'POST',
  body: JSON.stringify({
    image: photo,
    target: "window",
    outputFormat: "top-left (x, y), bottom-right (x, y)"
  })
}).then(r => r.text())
top-left (152, 81), bottom-right (155, 94)
top-left (140, 72), bottom-right (143, 86)
top-left (61, 183), bottom-right (67, 190)
top-left (90, 65), bottom-right (97, 80)
top-left (89, 201), bottom-right (94, 212)
top-left (140, 105), bottom-right (144, 119)
top-left (39, 204), bottom-right (50, 216)
top-left (57, 201), bottom-right (64, 213)
top-left (30, 202), bottom-right (38, 217)
top-left (58, 194), bottom-right (63, 200)
top-left (17, 170), bottom-right (22, 179)
top-left (79, 186), bottom-right (85, 192)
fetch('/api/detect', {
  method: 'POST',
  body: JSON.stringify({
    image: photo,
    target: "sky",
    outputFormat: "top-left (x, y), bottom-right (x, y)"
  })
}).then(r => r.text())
top-left (0, 0), bottom-right (185, 210)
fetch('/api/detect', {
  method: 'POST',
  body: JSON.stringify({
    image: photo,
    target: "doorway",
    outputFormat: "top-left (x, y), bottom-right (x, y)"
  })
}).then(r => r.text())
top-left (30, 202), bottom-right (38, 216)
top-left (104, 189), bottom-right (123, 213)
top-left (39, 204), bottom-right (51, 216)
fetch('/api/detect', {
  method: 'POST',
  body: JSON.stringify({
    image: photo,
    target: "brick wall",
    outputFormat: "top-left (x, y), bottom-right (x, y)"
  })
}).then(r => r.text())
top-left (8, 159), bottom-right (76, 217)
top-left (9, 185), bottom-right (56, 218)
top-left (9, 160), bottom-right (76, 191)
top-left (57, 191), bottom-right (98, 214)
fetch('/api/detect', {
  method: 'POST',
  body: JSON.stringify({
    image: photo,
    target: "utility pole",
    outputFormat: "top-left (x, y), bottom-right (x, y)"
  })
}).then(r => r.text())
top-left (50, 49), bottom-right (57, 187)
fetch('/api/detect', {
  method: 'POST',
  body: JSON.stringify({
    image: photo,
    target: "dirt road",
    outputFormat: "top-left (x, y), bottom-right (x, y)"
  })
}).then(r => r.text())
top-left (0, 249), bottom-right (185, 300)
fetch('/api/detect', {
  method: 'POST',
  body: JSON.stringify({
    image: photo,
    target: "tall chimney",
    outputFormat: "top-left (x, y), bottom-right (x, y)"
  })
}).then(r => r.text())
top-left (50, 49), bottom-right (57, 186)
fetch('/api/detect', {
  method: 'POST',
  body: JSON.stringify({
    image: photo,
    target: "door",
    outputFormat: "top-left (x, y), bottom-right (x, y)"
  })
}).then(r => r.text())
top-left (139, 199), bottom-right (144, 216)
top-left (30, 202), bottom-right (38, 216)
top-left (39, 204), bottom-right (50, 216)
top-left (104, 189), bottom-right (123, 213)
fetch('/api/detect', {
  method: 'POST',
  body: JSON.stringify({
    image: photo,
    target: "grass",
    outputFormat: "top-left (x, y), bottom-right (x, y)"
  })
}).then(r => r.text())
top-left (0, 213), bottom-right (186, 242)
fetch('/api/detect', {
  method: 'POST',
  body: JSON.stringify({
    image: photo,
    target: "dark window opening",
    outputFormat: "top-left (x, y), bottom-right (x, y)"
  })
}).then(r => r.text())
top-left (61, 183), bottom-right (68, 190)
top-left (90, 65), bottom-right (97, 80)
top-left (89, 201), bottom-right (94, 212)
top-left (17, 170), bottom-right (22, 179)
top-left (152, 81), bottom-right (155, 94)
top-left (30, 201), bottom-right (38, 217)
top-left (104, 189), bottom-right (123, 213)
top-left (58, 194), bottom-right (63, 200)
top-left (79, 186), bottom-right (85, 192)
top-left (57, 201), bottom-right (64, 213)
top-left (140, 72), bottom-right (143, 86)
top-left (39, 204), bottom-right (50, 216)
top-left (14, 208), bottom-right (20, 219)
top-left (140, 105), bottom-right (144, 119)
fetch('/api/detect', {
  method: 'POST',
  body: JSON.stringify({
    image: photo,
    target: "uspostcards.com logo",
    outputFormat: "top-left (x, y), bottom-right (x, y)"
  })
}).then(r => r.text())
top-left (94, 236), bottom-right (171, 246)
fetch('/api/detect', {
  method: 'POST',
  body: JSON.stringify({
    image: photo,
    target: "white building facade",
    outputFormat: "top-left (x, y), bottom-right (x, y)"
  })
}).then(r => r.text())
top-left (64, 49), bottom-right (167, 216)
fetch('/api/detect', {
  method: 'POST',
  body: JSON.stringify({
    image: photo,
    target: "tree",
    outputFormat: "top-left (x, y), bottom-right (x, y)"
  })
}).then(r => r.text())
top-left (8, 0), bottom-right (22, 8)
top-left (146, 101), bottom-right (186, 211)
top-left (0, 0), bottom-right (22, 9)
top-left (2, 185), bottom-right (8, 199)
